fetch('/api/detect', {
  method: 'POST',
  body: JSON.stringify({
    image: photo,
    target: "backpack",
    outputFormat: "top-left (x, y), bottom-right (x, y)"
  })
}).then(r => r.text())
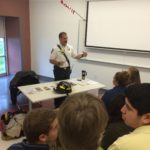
top-left (9, 70), bottom-right (39, 104)
top-left (0, 108), bottom-right (26, 140)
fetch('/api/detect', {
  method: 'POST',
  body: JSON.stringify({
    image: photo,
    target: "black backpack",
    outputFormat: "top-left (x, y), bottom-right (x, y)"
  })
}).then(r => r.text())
top-left (9, 71), bottom-right (39, 104)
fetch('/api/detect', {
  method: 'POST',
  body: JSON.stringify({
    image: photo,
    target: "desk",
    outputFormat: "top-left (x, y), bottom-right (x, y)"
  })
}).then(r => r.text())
top-left (18, 78), bottom-right (105, 111)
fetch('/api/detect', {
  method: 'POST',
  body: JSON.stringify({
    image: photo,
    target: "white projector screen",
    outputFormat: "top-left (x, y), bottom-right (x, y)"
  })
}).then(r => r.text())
top-left (85, 0), bottom-right (150, 52)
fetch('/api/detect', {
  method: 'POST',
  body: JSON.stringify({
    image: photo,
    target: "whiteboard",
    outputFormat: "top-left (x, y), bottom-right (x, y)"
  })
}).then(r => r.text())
top-left (85, 0), bottom-right (150, 52)
top-left (78, 17), bottom-right (150, 69)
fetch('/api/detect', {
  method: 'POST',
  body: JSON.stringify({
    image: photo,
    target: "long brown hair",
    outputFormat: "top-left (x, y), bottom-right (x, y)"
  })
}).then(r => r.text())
top-left (58, 93), bottom-right (108, 150)
top-left (128, 67), bottom-right (141, 84)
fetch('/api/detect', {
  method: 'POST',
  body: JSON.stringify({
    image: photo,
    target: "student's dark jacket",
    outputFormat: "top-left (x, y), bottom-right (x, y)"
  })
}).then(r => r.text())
top-left (102, 86), bottom-right (125, 110)
top-left (7, 140), bottom-right (50, 150)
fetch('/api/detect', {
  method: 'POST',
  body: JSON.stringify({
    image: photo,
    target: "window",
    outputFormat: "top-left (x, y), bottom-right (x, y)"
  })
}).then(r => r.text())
top-left (0, 38), bottom-right (6, 75)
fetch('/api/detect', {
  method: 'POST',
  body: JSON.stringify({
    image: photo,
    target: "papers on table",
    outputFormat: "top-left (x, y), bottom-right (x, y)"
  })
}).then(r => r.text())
top-left (86, 80), bottom-right (99, 85)
top-left (69, 79), bottom-right (99, 86)
top-left (24, 86), bottom-right (54, 95)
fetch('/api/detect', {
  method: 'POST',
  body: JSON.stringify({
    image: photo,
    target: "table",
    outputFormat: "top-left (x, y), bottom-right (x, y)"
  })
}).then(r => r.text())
top-left (18, 78), bottom-right (105, 111)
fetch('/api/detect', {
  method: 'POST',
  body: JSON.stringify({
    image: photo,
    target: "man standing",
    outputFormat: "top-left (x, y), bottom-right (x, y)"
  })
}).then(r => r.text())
top-left (108, 83), bottom-right (150, 150)
top-left (50, 32), bottom-right (87, 80)
top-left (50, 32), bottom-right (87, 107)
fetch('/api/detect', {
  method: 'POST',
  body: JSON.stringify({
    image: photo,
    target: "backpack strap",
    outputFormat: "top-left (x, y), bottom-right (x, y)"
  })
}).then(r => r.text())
top-left (57, 44), bottom-right (70, 67)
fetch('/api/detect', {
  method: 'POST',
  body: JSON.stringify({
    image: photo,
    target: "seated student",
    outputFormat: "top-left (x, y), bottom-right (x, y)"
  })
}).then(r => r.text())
top-left (102, 71), bottom-right (129, 111)
top-left (108, 83), bottom-right (150, 150)
top-left (127, 66), bottom-right (141, 84)
top-left (7, 108), bottom-right (58, 150)
top-left (101, 94), bottom-right (133, 150)
top-left (58, 93), bottom-right (108, 150)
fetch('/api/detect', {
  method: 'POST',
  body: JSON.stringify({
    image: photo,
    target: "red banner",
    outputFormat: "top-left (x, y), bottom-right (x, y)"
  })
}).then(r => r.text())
top-left (60, 0), bottom-right (75, 14)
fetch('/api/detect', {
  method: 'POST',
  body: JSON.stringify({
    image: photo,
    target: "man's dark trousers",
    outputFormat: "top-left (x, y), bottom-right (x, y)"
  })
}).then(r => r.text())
top-left (53, 65), bottom-right (71, 108)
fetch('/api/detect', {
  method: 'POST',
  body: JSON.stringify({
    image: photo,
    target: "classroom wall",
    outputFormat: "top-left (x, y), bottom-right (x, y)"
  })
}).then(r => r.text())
top-left (29, 0), bottom-right (150, 89)
top-left (0, 0), bottom-right (31, 71)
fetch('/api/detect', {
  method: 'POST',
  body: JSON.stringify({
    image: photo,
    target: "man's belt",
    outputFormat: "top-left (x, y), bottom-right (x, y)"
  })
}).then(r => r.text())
top-left (63, 67), bottom-right (69, 70)
top-left (54, 65), bottom-right (70, 70)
